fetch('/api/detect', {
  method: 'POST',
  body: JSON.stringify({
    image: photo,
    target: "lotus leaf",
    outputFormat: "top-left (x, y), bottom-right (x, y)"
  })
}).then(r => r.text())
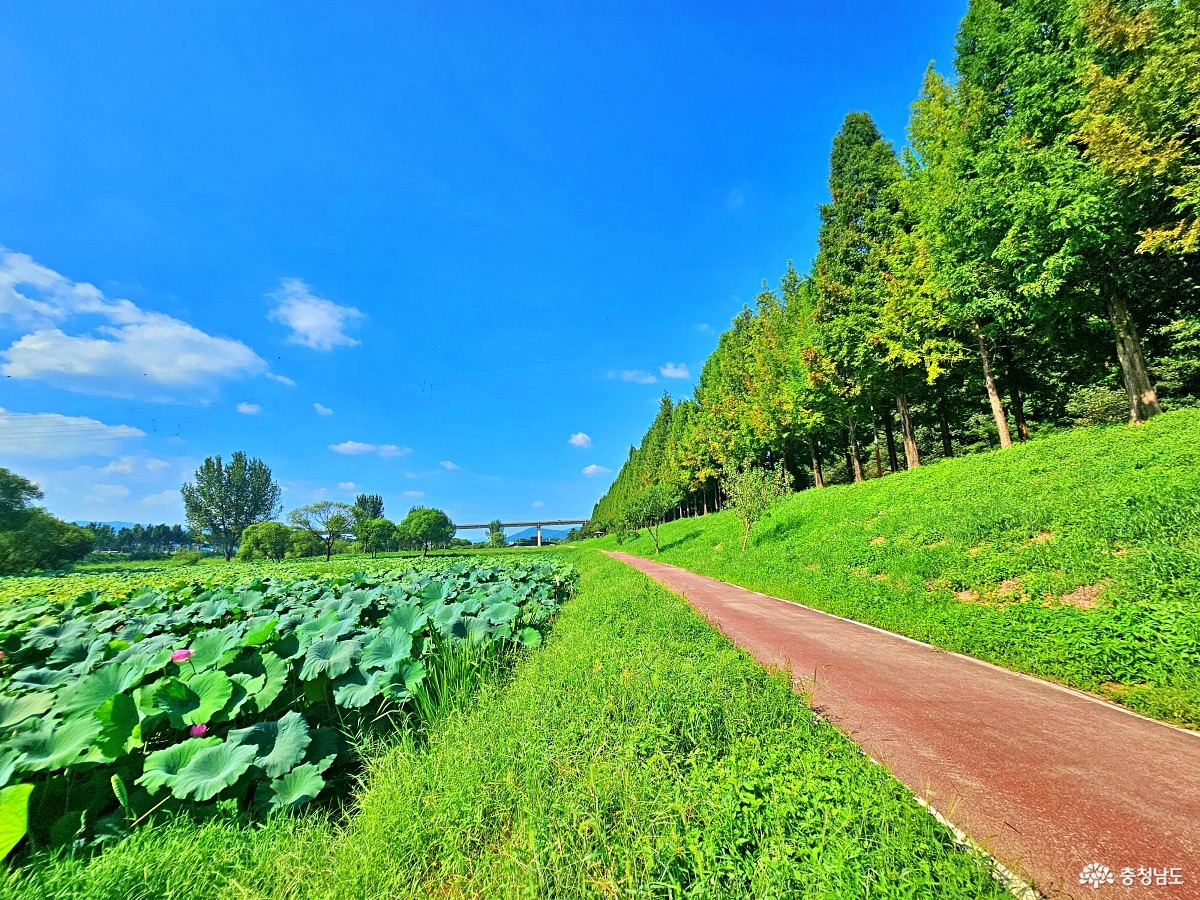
top-left (484, 601), bottom-right (521, 626)
top-left (464, 616), bottom-right (492, 645)
top-left (517, 627), bottom-right (543, 648)
top-left (227, 651), bottom-right (287, 714)
top-left (12, 715), bottom-right (103, 772)
top-left (381, 604), bottom-right (427, 634)
top-left (360, 629), bottom-right (413, 670)
top-left (93, 693), bottom-right (141, 759)
top-left (257, 763), bottom-right (325, 813)
top-left (7, 668), bottom-right (73, 691)
top-left (25, 621), bottom-right (90, 651)
top-left (383, 659), bottom-right (427, 701)
top-left (168, 740), bottom-right (257, 802)
top-left (0, 693), bottom-right (54, 729)
top-left (0, 750), bottom-right (16, 789)
top-left (138, 736), bottom-right (221, 794)
top-left (229, 711), bottom-right (311, 778)
top-left (299, 639), bottom-right (360, 681)
top-left (60, 662), bottom-right (144, 716)
top-left (331, 668), bottom-right (382, 708)
top-left (0, 783), bottom-right (33, 860)
top-left (154, 671), bottom-right (233, 727)
top-left (243, 617), bottom-right (278, 646)
top-left (186, 630), bottom-right (241, 671)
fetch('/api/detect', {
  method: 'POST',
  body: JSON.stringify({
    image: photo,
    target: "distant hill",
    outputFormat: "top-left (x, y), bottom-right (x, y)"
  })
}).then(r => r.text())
top-left (503, 527), bottom-right (572, 543)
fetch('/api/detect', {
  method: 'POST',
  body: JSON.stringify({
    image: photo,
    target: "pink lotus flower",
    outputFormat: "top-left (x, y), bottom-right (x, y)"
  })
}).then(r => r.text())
top-left (171, 648), bottom-right (195, 663)
top-left (189, 724), bottom-right (208, 737)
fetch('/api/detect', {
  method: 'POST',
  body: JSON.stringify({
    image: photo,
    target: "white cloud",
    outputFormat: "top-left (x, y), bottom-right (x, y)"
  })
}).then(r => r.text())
top-left (439, 460), bottom-right (460, 470)
top-left (619, 369), bottom-right (657, 384)
top-left (313, 403), bottom-right (334, 416)
top-left (403, 490), bottom-right (424, 498)
top-left (265, 372), bottom-right (296, 387)
top-left (337, 481), bottom-right (358, 490)
top-left (102, 456), bottom-right (135, 474)
top-left (140, 489), bottom-right (179, 507)
top-left (0, 249), bottom-right (267, 400)
top-left (267, 278), bottom-right (365, 351)
top-left (660, 362), bottom-right (690, 379)
top-left (86, 483), bottom-right (130, 503)
top-left (236, 402), bottom-right (261, 415)
top-left (0, 407), bottom-right (143, 458)
top-left (695, 323), bottom-right (714, 334)
top-left (582, 464), bottom-right (611, 477)
top-left (145, 458), bottom-right (170, 471)
top-left (329, 440), bottom-right (410, 458)
top-left (531, 500), bottom-right (545, 508)
top-left (568, 432), bottom-right (591, 448)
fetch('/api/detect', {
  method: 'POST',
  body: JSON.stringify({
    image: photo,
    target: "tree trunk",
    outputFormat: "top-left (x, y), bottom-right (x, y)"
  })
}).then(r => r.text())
top-left (896, 391), bottom-right (921, 469)
top-left (882, 410), bottom-right (899, 472)
top-left (975, 319), bottom-right (1013, 448)
top-left (997, 339), bottom-right (1031, 441)
top-left (702, 485), bottom-right (708, 515)
top-left (810, 440), bottom-right (825, 488)
top-left (935, 390), bottom-right (954, 458)
top-left (1105, 293), bottom-right (1162, 423)
top-left (847, 419), bottom-right (865, 483)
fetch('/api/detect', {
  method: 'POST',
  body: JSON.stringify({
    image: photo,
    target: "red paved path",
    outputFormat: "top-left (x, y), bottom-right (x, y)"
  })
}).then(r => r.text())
top-left (607, 552), bottom-right (1200, 899)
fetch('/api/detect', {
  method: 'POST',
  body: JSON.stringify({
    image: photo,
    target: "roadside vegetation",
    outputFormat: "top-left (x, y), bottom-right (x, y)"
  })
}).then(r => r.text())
top-left (2, 551), bottom-right (1009, 899)
top-left (587, 409), bottom-right (1200, 729)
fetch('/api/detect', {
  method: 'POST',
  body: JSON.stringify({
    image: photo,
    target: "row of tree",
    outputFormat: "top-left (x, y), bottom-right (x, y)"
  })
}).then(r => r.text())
top-left (591, 0), bottom-right (1199, 531)
top-left (85, 523), bottom-right (196, 557)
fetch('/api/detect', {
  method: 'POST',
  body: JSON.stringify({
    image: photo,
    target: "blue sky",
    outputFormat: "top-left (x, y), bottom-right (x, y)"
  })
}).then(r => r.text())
top-left (0, 1), bottom-right (965, 529)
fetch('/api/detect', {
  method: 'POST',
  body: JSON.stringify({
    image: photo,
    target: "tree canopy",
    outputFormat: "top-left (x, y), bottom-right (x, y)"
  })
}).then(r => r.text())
top-left (182, 452), bottom-right (281, 560)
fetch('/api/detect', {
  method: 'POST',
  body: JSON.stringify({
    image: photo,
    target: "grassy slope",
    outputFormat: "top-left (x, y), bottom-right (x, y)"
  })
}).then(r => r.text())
top-left (3, 552), bottom-right (1006, 899)
top-left (584, 409), bottom-right (1200, 727)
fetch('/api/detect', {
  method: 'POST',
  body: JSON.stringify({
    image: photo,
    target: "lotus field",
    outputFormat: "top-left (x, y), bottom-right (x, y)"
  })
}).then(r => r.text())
top-left (0, 557), bottom-right (575, 860)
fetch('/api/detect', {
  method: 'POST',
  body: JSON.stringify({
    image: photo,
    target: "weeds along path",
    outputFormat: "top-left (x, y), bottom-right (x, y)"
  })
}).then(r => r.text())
top-left (608, 551), bottom-right (1200, 900)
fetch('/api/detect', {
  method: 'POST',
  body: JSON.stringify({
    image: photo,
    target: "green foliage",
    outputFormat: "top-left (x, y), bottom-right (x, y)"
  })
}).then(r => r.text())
top-left (0, 555), bottom-right (575, 857)
top-left (397, 507), bottom-right (455, 557)
top-left (0, 511), bottom-right (94, 575)
top-left (287, 530), bottom-right (324, 559)
top-left (351, 494), bottom-right (384, 521)
top-left (236, 523), bottom-right (292, 562)
top-left (721, 465), bottom-right (793, 551)
top-left (353, 518), bottom-right (393, 559)
top-left (182, 453), bottom-right (282, 561)
top-left (592, 409), bottom-right (1200, 728)
top-left (286, 502), bottom-right (354, 562)
top-left (619, 484), bottom-right (681, 554)
top-left (485, 520), bottom-right (505, 549)
top-left (0, 471), bottom-right (41, 532)
top-left (1065, 384), bottom-right (1130, 426)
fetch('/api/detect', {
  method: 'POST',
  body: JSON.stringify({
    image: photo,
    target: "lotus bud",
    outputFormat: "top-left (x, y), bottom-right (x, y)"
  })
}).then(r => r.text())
top-left (171, 648), bottom-right (195, 663)
top-left (189, 723), bottom-right (208, 737)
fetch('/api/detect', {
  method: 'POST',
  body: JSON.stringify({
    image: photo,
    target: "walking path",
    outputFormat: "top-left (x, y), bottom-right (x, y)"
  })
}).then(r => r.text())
top-left (606, 552), bottom-right (1200, 899)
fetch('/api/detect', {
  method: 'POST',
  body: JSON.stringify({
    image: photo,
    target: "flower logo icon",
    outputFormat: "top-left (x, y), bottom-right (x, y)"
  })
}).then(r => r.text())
top-left (1079, 863), bottom-right (1114, 889)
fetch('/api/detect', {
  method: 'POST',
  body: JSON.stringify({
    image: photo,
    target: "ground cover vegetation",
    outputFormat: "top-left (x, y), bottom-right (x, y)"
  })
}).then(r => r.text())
top-left (590, 409), bottom-right (1200, 728)
top-left (589, 0), bottom-right (1200, 533)
top-left (0, 555), bottom-right (572, 864)
top-left (1, 551), bottom-right (1010, 899)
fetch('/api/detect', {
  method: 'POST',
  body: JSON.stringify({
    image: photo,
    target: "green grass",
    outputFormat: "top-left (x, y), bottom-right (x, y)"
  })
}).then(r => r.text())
top-left (583, 408), bottom-right (1200, 728)
top-left (1, 552), bottom-right (1007, 899)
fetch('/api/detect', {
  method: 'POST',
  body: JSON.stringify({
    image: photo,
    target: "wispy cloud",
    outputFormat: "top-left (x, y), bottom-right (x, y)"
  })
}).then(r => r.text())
top-left (337, 481), bottom-right (358, 490)
top-left (265, 372), bottom-right (295, 386)
top-left (313, 402), bottom-right (334, 416)
top-left (531, 500), bottom-right (544, 508)
top-left (140, 489), bottom-right (179, 507)
top-left (582, 464), bottom-right (611, 477)
top-left (268, 278), bottom-right (365, 351)
top-left (568, 432), bottom-right (591, 448)
top-left (439, 460), bottom-right (460, 470)
top-left (236, 402), bottom-right (261, 415)
top-left (0, 407), bottom-right (143, 458)
top-left (615, 369), bottom-right (657, 384)
top-left (694, 323), bottom-right (714, 334)
top-left (0, 249), bottom-right (267, 400)
top-left (86, 483), bottom-right (129, 503)
top-left (328, 440), bottom-right (410, 458)
top-left (403, 490), bottom-right (424, 498)
top-left (660, 362), bottom-right (689, 379)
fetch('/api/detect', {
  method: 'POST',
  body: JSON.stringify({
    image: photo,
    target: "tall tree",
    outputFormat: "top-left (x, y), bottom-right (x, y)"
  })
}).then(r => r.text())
top-left (353, 493), bottom-right (385, 520)
top-left (288, 501), bottom-right (354, 561)
top-left (399, 506), bottom-right (455, 557)
top-left (181, 452), bottom-right (282, 560)
top-left (486, 519), bottom-right (506, 548)
top-left (0, 468), bottom-right (42, 530)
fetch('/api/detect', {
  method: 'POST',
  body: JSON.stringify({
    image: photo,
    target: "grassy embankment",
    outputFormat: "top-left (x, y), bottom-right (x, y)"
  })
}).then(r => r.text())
top-left (586, 408), bottom-right (1200, 728)
top-left (3, 552), bottom-right (1007, 899)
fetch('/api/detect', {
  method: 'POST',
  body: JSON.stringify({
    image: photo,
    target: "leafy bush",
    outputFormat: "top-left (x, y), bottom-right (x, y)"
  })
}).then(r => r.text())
top-left (1065, 384), bottom-right (1129, 425)
top-left (0, 558), bottom-right (574, 858)
top-left (171, 552), bottom-right (204, 567)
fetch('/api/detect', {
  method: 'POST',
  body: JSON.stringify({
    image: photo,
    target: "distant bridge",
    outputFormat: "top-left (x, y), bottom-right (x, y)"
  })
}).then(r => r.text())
top-left (454, 519), bottom-right (589, 547)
